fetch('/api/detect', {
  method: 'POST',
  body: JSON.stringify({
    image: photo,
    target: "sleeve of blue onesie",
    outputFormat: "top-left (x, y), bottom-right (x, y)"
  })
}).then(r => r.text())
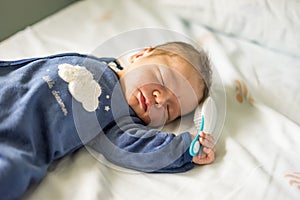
top-left (89, 122), bottom-right (195, 173)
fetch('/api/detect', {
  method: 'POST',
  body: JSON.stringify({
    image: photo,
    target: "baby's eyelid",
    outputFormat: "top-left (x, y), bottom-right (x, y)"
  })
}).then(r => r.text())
top-left (166, 104), bottom-right (170, 121)
top-left (158, 69), bottom-right (165, 86)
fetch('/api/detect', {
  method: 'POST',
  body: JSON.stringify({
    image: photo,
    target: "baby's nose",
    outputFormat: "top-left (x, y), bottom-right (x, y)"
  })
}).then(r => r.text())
top-left (153, 90), bottom-right (167, 108)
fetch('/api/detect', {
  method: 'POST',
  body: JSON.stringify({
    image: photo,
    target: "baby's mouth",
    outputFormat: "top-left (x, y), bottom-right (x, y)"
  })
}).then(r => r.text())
top-left (138, 90), bottom-right (147, 112)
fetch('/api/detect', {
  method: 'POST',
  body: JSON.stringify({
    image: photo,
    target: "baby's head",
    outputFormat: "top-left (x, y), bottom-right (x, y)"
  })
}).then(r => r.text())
top-left (117, 41), bottom-right (212, 127)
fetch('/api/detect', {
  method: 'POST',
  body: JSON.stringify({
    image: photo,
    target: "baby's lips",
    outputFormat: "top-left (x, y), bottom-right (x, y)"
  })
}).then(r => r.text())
top-left (137, 90), bottom-right (148, 112)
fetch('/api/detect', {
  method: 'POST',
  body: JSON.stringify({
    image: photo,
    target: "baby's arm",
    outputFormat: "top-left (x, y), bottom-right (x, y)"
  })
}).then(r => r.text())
top-left (90, 122), bottom-right (194, 173)
top-left (191, 132), bottom-right (216, 165)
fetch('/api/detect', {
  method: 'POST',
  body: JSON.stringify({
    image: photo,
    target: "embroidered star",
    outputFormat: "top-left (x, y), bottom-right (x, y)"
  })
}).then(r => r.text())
top-left (106, 95), bottom-right (110, 99)
top-left (104, 106), bottom-right (110, 112)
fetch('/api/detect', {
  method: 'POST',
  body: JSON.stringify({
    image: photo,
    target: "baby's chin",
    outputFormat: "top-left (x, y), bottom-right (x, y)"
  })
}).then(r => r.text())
top-left (135, 112), bottom-right (160, 127)
top-left (137, 113), bottom-right (151, 125)
top-left (142, 114), bottom-right (167, 127)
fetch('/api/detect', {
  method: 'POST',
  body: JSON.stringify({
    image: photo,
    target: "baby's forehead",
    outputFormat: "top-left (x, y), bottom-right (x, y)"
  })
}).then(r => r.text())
top-left (147, 50), bottom-right (203, 86)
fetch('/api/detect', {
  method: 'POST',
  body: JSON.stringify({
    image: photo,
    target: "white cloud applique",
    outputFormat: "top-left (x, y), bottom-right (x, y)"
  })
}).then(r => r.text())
top-left (58, 63), bottom-right (102, 112)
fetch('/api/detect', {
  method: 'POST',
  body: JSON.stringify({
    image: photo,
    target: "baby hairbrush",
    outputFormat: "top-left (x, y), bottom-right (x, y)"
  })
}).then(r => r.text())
top-left (189, 97), bottom-right (217, 156)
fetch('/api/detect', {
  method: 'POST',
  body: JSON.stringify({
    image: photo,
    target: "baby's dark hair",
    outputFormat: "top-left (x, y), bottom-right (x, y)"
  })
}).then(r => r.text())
top-left (152, 41), bottom-right (212, 103)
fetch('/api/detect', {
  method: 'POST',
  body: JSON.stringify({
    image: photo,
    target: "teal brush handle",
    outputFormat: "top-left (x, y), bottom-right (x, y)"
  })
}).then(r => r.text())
top-left (189, 116), bottom-right (204, 156)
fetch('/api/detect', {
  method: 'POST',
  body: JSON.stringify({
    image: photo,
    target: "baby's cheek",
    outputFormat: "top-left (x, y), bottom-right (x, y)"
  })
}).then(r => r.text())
top-left (128, 95), bottom-right (137, 107)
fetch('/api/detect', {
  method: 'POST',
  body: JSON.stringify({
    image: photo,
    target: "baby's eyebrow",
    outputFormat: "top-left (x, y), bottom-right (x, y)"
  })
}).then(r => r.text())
top-left (157, 67), bottom-right (165, 85)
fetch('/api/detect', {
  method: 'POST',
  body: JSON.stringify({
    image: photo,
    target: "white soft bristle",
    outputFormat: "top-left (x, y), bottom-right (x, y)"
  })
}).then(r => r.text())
top-left (193, 97), bottom-right (217, 134)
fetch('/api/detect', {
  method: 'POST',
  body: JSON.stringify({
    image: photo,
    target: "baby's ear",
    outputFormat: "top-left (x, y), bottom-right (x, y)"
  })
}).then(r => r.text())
top-left (129, 47), bottom-right (153, 63)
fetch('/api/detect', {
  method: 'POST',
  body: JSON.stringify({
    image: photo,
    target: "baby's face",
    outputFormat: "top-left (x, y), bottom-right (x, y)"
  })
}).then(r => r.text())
top-left (117, 48), bottom-right (204, 127)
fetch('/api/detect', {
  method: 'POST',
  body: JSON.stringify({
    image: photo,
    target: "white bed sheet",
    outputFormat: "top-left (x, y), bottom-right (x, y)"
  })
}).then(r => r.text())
top-left (1, 0), bottom-right (300, 199)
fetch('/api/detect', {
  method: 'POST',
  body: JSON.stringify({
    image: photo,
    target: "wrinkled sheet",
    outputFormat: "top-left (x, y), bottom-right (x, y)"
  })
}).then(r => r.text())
top-left (0, 0), bottom-right (299, 199)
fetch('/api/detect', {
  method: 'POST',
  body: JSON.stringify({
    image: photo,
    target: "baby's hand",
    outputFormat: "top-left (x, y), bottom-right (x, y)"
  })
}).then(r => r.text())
top-left (192, 132), bottom-right (216, 165)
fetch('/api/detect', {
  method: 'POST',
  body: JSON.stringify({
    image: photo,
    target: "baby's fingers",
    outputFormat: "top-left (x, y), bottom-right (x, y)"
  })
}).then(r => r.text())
top-left (201, 132), bottom-right (215, 142)
top-left (202, 146), bottom-right (216, 155)
top-left (193, 148), bottom-right (215, 165)
top-left (199, 133), bottom-right (215, 149)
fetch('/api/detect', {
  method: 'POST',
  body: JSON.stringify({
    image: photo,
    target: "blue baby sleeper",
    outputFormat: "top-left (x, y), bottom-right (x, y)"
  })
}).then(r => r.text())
top-left (0, 53), bottom-right (194, 200)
